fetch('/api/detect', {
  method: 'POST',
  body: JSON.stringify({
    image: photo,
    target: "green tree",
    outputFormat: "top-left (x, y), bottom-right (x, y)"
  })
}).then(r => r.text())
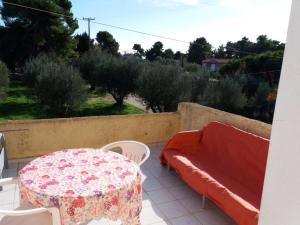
top-left (132, 44), bottom-right (145, 58)
top-left (248, 82), bottom-right (272, 121)
top-left (75, 32), bottom-right (93, 55)
top-left (96, 31), bottom-right (119, 55)
top-left (35, 63), bottom-right (87, 115)
top-left (0, 0), bottom-right (78, 70)
top-left (184, 63), bottom-right (201, 73)
top-left (226, 37), bottom-right (254, 58)
top-left (145, 41), bottom-right (164, 61)
top-left (219, 60), bottom-right (242, 77)
top-left (174, 51), bottom-right (183, 60)
top-left (162, 49), bottom-right (174, 59)
top-left (254, 35), bottom-right (285, 53)
top-left (220, 51), bottom-right (283, 87)
top-left (78, 47), bottom-right (104, 88)
top-left (243, 51), bottom-right (283, 86)
top-left (137, 63), bottom-right (191, 112)
top-left (190, 70), bottom-right (210, 102)
top-left (213, 45), bottom-right (227, 58)
top-left (219, 35), bottom-right (285, 59)
top-left (23, 53), bottom-right (60, 87)
top-left (0, 60), bottom-right (9, 101)
top-left (199, 77), bottom-right (247, 113)
top-left (187, 37), bottom-right (212, 64)
top-left (92, 54), bottom-right (141, 106)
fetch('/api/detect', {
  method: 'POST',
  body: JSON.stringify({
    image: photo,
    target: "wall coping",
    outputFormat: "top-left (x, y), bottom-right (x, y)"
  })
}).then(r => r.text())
top-left (0, 112), bottom-right (180, 125)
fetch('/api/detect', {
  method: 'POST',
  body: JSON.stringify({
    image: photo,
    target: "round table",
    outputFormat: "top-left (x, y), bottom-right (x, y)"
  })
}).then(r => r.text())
top-left (18, 148), bottom-right (142, 225)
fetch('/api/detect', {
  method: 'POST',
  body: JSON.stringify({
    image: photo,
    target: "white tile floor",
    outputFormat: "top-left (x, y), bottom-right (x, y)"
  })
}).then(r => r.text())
top-left (0, 144), bottom-right (236, 225)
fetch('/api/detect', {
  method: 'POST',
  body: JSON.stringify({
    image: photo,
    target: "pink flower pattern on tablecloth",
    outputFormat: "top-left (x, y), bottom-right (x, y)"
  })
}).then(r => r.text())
top-left (18, 149), bottom-right (142, 225)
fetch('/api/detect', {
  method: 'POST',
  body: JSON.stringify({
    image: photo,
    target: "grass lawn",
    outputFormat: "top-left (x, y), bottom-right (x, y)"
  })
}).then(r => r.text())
top-left (0, 82), bottom-right (144, 121)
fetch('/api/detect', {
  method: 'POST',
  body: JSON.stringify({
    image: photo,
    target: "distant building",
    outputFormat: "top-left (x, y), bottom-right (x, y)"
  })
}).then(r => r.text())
top-left (202, 58), bottom-right (229, 72)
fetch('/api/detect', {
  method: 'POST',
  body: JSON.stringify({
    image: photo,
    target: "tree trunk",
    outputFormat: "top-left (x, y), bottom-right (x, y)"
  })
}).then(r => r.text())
top-left (115, 97), bottom-right (124, 107)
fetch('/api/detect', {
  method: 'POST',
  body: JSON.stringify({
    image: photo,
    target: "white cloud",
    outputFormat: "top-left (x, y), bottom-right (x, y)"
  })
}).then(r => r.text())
top-left (137, 0), bottom-right (199, 7)
top-left (120, 0), bottom-right (292, 52)
top-left (215, 0), bottom-right (292, 42)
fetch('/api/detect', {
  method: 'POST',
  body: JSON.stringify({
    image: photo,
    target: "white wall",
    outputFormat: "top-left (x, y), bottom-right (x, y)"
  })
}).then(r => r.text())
top-left (258, 1), bottom-right (300, 224)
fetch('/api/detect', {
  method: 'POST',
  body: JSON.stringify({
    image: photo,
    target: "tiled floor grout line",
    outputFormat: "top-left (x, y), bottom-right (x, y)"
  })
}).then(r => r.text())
top-left (143, 175), bottom-right (208, 224)
top-left (143, 156), bottom-right (221, 225)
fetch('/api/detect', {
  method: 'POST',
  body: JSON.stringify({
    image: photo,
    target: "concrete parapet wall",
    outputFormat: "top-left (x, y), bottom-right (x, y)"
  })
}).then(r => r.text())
top-left (0, 113), bottom-right (180, 159)
top-left (0, 103), bottom-right (272, 159)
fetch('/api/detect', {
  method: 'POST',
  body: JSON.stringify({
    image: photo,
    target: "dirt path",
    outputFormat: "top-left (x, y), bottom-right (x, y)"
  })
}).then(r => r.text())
top-left (102, 94), bottom-right (152, 113)
top-left (125, 95), bottom-right (150, 112)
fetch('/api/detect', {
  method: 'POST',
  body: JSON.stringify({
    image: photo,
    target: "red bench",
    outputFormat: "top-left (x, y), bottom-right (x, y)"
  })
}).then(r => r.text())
top-left (160, 121), bottom-right (269, 225)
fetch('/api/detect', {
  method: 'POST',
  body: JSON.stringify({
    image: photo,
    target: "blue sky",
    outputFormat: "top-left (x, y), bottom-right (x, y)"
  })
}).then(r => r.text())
top-left (70, 0), bottom-right (290, 53)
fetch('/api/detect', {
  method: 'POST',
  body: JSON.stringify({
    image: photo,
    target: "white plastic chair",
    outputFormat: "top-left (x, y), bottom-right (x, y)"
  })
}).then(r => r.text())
top-left (0, 142), bottom-right (61, 225)
top-left (0, 178), bottom-right (61, 225)
top-left (0, 133), bottom-right (8, 175)
top-left (101, 141), bottom-right (150, 166)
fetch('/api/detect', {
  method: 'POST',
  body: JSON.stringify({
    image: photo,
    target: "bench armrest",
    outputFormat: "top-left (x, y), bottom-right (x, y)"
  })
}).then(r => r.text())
top-left (160, 130), bottom-right (202, 164)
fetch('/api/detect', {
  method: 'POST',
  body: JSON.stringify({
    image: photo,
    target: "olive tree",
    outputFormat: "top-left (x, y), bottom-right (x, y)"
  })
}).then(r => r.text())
top-left (137, 63), bottom-right (191, 112)
top-left (199, 77), bottom-right (247, 113)
top-left (78, 47), bottom-right (105, 89)
top-left (92, 54), bottom-right (141, 106)
top-left (35, 63), bottom-right (87, 115)
top-left (23, 53), bottom-right (60, 87)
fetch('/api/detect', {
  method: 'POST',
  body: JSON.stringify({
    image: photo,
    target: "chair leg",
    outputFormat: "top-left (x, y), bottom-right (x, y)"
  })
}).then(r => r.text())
top-left (0, 175), bottom-right (2, 191)
top-left (47, 207), bottom-right (61, 225)
top-left (202, 195), bottom-right (206, 209)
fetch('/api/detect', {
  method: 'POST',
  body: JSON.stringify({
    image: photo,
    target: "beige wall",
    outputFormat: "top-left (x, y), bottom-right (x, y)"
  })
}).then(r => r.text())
top-left (0, 113), bottom-right (180, 159)
top-left (259, 1), bottom-right (298, 224)
top-left (178, 102), bottom-right (271, 139)
top-left (0, 102), bottom-right (272, 159)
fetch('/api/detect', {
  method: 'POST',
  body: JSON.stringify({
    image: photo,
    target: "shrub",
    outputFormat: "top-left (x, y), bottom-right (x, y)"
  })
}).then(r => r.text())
top-left (137, 63), bottom-right (191, 112)
top-left (0, 60), bottom-right (9, 101)
top-left (35, 63), bottom-right (87, 115)
top-left (92, 54), bottom-right (141, 106)
top-left (23, 53), bottom-right (59, 87)
top-left (184, 62), bottom-right (201, 73)
top-left (199, 77), bottom-right (247, 113)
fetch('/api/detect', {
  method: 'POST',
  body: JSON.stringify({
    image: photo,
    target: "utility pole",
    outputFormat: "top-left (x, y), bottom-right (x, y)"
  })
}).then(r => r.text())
top-left (83, 17), bottom-right (95, 47)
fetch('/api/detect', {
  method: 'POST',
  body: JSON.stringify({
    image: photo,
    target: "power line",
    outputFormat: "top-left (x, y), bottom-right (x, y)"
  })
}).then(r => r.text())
top-left (2, 1), bottom-right (193, 45)
top-left (2, 1), bottom-right (77, 19)
top-left (91, 20), bottom-right (193, 45)
top-left (1, 1), bottom-right (284, 59)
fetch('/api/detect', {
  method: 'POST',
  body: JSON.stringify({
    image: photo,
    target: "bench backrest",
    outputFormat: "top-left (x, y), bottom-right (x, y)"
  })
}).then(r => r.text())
top-left (199, 122), bottom-right (269, 196)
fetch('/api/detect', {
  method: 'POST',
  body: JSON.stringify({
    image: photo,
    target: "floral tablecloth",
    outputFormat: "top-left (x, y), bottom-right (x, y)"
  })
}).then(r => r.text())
top-left (18, 148), bottom-right (142, 225)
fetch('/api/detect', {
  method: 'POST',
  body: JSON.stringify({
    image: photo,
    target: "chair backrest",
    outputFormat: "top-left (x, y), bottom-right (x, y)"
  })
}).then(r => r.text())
top-left (101, 141), bottom-right (150, 166)
top-left (0, 133), bottom-right (6, 176)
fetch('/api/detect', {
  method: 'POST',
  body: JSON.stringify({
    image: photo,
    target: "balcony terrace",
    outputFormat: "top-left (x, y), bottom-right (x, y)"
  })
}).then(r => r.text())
top-left (0, 103), bottom-right (271, 225)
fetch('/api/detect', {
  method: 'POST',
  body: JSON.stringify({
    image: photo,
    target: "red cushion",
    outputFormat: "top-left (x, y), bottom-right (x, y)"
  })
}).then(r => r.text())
top-left (160, 122), bottom-right (269, 225)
